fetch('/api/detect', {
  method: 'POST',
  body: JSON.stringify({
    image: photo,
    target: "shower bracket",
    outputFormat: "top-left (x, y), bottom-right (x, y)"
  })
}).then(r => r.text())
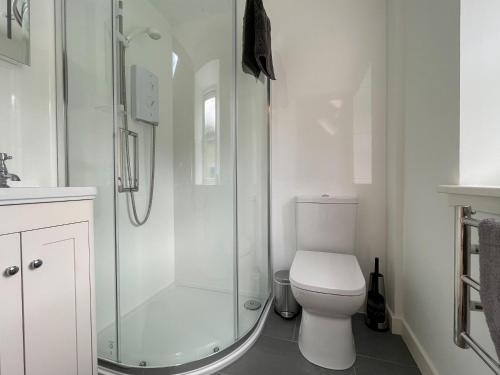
top-left (118, 128), bottom-right (139, 193)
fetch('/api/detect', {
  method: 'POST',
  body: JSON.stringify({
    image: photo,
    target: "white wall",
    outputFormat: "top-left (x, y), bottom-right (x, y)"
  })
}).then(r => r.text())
top-left (0, 0), bottom-right (57, 187)
top-left (460, 0), bottom-right (500, 186)
top-left (386, 1), bottom-right (494, 374)
top-left (266, 0), bottom-right (387, 279)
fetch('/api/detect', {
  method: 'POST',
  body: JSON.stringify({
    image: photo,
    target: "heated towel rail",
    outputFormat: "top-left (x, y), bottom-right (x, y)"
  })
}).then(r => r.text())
top-left (455, 206), bottom-right (500, 374)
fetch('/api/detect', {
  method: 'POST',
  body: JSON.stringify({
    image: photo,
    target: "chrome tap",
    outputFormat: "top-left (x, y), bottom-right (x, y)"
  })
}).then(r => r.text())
top-left (0, 153), bottom-right (21, 188)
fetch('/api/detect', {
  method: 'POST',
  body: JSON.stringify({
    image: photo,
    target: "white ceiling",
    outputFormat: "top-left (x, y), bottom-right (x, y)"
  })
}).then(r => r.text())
top-left (149, 0), bottom-right (233, 62)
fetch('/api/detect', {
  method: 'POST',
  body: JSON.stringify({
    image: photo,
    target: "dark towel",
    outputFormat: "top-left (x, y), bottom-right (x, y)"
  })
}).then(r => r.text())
top-left (478, 219), bottom-right (500, 360)
top-left (242, 0), bottom-right (276, 80)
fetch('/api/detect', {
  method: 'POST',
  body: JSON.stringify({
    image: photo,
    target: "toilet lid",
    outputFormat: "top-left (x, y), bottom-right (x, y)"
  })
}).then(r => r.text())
top-left (290, 251), bottom-right (365, 296)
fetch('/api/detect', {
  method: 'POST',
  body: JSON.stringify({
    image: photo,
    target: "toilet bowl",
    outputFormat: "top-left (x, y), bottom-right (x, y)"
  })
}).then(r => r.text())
top-left (291, 195), bottom-right (365, 370)
top-left (290, 250), bottom-right (366, 370)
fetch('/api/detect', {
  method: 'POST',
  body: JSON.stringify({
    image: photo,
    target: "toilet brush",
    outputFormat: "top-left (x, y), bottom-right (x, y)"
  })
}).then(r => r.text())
top-left (365, 257), bottom-right (389, 331)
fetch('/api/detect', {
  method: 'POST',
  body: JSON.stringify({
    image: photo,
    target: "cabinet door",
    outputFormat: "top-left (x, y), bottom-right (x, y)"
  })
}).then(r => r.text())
top-left (0, 233), bottom-right (24, 375)
top-left (22, 222), bottom-right (93, 375)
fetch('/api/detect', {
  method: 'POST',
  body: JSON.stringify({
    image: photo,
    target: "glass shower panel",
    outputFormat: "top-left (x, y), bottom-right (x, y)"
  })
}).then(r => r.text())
top-left (64, 0), bottom-right (117, 362)
top-left (236, 0), bottom-right (271, 338)
top-left (115, 0), bottom-right (235, 367)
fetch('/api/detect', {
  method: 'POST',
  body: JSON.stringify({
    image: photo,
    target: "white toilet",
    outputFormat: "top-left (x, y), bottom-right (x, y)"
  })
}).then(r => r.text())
top-left (290, 195), bottom-right (366, 370)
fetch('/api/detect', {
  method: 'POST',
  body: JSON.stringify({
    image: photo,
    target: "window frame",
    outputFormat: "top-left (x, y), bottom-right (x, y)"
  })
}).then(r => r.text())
top-left (200, 88), bottom-right (219, 185)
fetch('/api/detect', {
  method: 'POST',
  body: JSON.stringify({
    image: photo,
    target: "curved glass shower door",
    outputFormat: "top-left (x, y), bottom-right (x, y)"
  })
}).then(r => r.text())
top-left (63, 0), bottom-right (118, 363)
top-left (63, 0), bottom-right (270, 371)
top-left (114, 0), bottom-right (236, 367)
top-left (236, 0), bottom-right (271, 339)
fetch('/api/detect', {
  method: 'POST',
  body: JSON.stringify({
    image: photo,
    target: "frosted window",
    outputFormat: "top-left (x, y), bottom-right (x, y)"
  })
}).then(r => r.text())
top-left (202, 92), bottom-right (218, 185)
top-left (460, 0), bottom-right (500, 185)
top-left (172, 52), bottom-right (178, 77)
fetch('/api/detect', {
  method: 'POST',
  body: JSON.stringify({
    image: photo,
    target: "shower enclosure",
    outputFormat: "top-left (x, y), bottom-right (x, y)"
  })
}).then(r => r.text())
top-left (58, 0), bottom-right (271, 372)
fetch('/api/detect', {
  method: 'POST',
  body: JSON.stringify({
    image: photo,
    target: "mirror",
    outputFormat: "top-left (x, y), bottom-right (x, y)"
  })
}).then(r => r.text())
top-left (0, 0), bottom-right (30, 65)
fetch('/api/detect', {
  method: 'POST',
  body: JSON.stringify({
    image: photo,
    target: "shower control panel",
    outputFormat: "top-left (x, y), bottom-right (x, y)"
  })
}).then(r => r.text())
top-left (131, 65), bottom-right (159, 125)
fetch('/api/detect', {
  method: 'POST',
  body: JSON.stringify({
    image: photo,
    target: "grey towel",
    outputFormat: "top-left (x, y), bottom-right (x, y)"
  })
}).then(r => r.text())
top-left (242, 0), bottom-right (276, 80)
top-left (478, 219), bottom-right (500, 360)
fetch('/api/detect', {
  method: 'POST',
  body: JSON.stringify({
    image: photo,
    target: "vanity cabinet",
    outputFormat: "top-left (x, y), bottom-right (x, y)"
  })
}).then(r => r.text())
top-left (0, 188), bottom-right (97, 375)
top-left (0, 233), bottom-right (23, 375)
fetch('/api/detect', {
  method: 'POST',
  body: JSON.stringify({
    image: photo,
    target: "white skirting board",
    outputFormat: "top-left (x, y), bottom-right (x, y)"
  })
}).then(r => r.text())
top-left (387, 307), bottom-right (439, 375)
top-left (387, 306), bottom-right (403, 335)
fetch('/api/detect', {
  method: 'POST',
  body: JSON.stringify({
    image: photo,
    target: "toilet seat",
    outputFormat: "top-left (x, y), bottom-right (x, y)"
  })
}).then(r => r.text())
top-left (290, 251), bottom-right (365, 296)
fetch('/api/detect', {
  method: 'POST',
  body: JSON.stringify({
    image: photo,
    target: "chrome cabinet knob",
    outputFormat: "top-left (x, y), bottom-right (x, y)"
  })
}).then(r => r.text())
top-left (4, 265), bottom-right (19, 276)
top-left (30, 259), bottom-right (43, 269)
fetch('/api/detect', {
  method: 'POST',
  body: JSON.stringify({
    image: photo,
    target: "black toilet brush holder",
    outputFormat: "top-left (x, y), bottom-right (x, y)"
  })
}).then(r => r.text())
top-left (365, 257), bottom-right (389, 332)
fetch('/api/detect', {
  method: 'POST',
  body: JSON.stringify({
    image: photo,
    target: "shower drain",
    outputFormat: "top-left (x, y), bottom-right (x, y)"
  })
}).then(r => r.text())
top-left (244, 300), bottom-right (262, 311)
top-left (213, 346), bottom-right (220, 353)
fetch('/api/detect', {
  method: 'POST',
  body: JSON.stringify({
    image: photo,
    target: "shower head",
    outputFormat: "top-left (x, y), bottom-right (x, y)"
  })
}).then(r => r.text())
top-left (145, 29), bottom-right (162, 40)
top-left (122, 28), bottom-right (162, 47)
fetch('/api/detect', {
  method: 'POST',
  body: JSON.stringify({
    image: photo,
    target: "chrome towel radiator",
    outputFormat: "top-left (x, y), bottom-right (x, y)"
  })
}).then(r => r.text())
top-left (455, 206), bottom-right (500, 374)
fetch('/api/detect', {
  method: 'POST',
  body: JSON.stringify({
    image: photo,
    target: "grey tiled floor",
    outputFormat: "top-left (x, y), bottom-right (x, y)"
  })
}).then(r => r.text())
top-left (218, 312), bottom-right (421, 375)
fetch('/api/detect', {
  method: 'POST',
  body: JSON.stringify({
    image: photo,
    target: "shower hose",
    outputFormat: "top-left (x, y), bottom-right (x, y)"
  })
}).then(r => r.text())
top-left (120, 44), bottom-right (156, 227)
